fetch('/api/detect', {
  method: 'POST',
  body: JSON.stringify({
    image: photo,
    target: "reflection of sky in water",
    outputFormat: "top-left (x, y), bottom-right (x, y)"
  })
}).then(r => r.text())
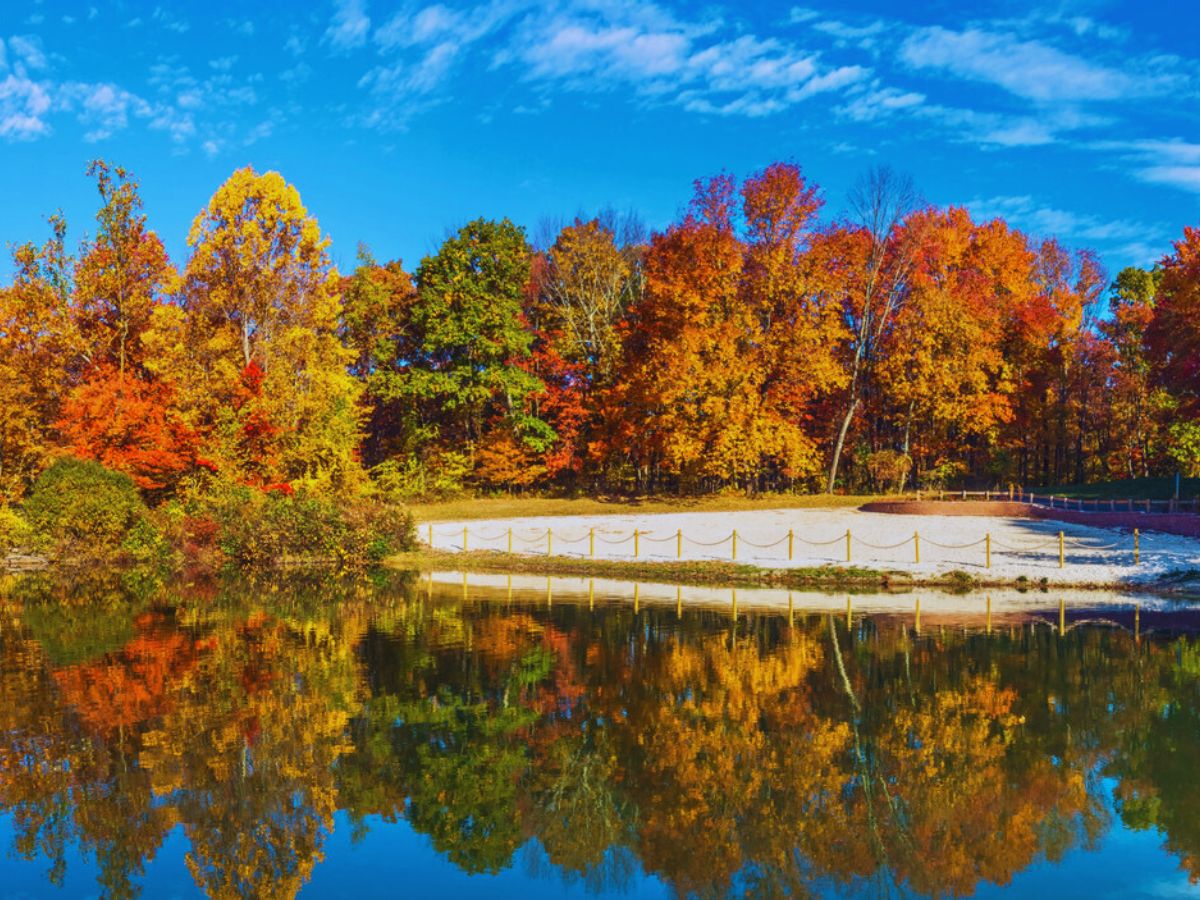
top-left (1, 804), bottom-right (1192, 899)
top-left (2, 572), bottom-right (1200, 899)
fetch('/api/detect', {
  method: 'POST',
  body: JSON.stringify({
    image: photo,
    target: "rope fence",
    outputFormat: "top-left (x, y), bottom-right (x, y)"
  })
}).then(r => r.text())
top-left (424, 521), bottom-right (1151, 570)
top-left (927, 486), bottom-right (1200, 515)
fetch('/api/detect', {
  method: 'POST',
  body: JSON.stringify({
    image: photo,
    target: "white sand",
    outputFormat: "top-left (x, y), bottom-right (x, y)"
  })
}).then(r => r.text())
top-left (420, 507), bottom-right (1200, 585)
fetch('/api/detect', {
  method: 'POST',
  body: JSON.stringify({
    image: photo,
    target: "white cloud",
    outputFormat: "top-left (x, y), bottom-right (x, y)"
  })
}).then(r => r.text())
top-left (966, 193), bottom-right (1169, 264)
top-left (7, 35), bottom-right (47, 72)
top-left (58, 82), bottom-right (153, 141)
top-left (839, 85), bottom-right (924, 122)
top-left (1095, 139), bottom-right (1200, 195)
top-left (0, 72), bottom-right (52, 139)
top-left (151, 7), bottom-right (190, 34)
top-left (324, 0), bottom-right (370, 51)
top-left (899, 26), bottom-right (1167, 103)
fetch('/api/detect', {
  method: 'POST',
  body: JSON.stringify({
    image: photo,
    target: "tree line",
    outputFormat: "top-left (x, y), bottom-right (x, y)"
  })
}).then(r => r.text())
top-left (2, 159), bottom-right (1199, 503)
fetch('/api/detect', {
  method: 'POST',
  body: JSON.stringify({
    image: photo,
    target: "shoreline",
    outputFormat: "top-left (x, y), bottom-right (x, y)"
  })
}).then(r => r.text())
top-left (387, 548), bottom-right (1200, 595)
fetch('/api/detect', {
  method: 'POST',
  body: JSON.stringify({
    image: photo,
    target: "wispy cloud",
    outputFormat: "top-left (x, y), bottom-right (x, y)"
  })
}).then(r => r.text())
top-left (1100, 139), bottom-right (1200, 194)
top-left (967, 193), bottom-right (1168, 264)
top-left (324, 0), bottom-right (370, 51)
top-left (899, 25), bottom-right (1170, 103)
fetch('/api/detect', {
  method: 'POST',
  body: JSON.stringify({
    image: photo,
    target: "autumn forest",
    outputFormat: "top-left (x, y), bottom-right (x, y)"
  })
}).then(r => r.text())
top-left (2, 159), bottom-right (1200, 514)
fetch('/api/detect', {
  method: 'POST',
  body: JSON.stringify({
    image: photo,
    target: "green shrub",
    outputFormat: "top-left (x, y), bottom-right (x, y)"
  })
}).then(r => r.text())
top-left (196, 485), bottom-right (415, 569)
top-left (0, 505), bottom-right (32, 555)
top-left (23, 458), bottom-right (152, 560)
top-left (371, 450), bottom-right (471, 502)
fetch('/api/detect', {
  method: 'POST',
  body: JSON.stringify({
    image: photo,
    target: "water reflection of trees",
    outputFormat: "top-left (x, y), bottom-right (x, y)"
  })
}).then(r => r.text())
top-left (1, 575), bottom-right (1199, 898)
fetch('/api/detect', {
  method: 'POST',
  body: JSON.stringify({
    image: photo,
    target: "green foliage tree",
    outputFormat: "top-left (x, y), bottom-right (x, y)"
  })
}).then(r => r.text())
top-left (22, 458), bottom-right (150, 559)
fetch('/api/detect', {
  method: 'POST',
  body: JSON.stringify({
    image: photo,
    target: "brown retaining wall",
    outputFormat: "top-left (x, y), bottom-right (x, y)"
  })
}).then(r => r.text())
top-left (859, 500), bottom-right (1033, 517)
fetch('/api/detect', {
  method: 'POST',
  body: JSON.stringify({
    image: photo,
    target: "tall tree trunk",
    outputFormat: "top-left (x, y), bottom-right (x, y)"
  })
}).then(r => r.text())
top-left (826, 396), bottom-right (859, 494)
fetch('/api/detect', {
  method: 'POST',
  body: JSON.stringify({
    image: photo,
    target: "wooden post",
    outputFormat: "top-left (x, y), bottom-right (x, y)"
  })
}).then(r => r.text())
top-left (427, 523), bottom-right (433, 546)
top-left (462, 572), bottom-right (468, 599)
top-left (589, 579), bottom-right (594, 610)
top-left (914, 532), bottom-right (920, 564)
top-left (985, 533), bottom-right (991, 569)
top-left (633, 530), bottom-right (640, 558)
top-left (1135, 603), bottom-right (1140, 642)
top-left (634, 584), bottom-right (639, 614)
top-left (546, 577), bottom-right (552, 608)
top-left (731, 530), bottom-right (738, 560)
top-left (986, 595), bottom-right (992, 634)
top-left (846, 595), bottom-right (852, 631)
top-left (547, 529), bottom-right (552, 557)
top-left (787, 528), bottom-right (794, 561)
top-left (1058, 531), bottom-right (1065, 568)
top-left (507, 527), bottom-right (513, 554)
top-left (1059, 597), bottom-right (1065, 635)
top-left (788, 592), bottom-right (794, 628)
top-left (1008, 485), bottom-right (1014, 501)
top-left (676, 528), bottom-right (682, 560)
top-left (507, 574), bottom-right (512, 604)
top-left (846, 529), bottom-right (852, 563)
top-left (915, 597), bottom-right (921, 634)
top-left (676, 586), bottom-right (682, 618)
top-left (731, 589), bottom-right (737, 619)
top-left (589, 527), bottom-right (595, 558)
top-left (463, 525), bottom-right (468, 553)
top-left (1134, 528), bottom-right (1140, 565)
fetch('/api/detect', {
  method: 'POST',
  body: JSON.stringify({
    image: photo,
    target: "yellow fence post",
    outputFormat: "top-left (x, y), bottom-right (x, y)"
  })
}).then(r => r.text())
top-left (729, 529), bottom-right (736, 560)
top-left (1059, 597), bottom-right (1066, 635)
top-left (846, 595), bottom-right (852, 631)
top-left (1135, 603), bottom-right (1141, 642)
top-left (507, 574), bottom-right (512, 604)
top-left (634, 530), bottom-right (640, 558)
top-left (788, 528), bottom-right (794, 561)
top-left (676, 586), bottom-right (682, 618)
top-left (1134, 528), bottom-right (1140, 565)
top-left (914, 532), bottom-right (920, 564)
top-left (463, 526), bottom-right (468, 553)
top-left (986, 595), bottom-right (992, 634)
top-left (547, 529), bottom-right (553, 557)
top-left (589, 527), bottom-right (595, 558)
top-left (788, 592), bottom-right (794, 627)
top-left (547, 577), bottom-right (552, 608)
top-left (634, 584), bottom-right (639, 614)
top-left (507, 527), bottom-right (513, 554)
top-left (846, 529), bottom-right (852, 563)
top-left (427, 524), bottom-right (433, 546)
top-left (986, 533), bottom-right (991, 569)
top-left (731, 589), bottom-right (738, 619)
top-left (676, 528), bottom-right (682, 560)
top-left (1058, 531), bottom-right (1065, 568)
top-left (915, 597), bottom-right (921, 634)
top-left (589, 579), bottom-right (594, 610)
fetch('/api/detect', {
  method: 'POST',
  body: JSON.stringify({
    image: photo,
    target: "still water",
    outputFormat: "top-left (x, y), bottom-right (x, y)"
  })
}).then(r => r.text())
top-left (1, 570), bottom-right (1199, 899)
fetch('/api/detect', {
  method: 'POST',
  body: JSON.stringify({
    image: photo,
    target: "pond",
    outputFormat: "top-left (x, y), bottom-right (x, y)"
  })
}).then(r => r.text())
top-left (1, 571), bottom-right (1199, 898)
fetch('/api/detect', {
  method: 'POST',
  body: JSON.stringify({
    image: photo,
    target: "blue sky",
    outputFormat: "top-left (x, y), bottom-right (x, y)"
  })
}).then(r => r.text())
top-left (1, 0), bottom-right (1198, 280)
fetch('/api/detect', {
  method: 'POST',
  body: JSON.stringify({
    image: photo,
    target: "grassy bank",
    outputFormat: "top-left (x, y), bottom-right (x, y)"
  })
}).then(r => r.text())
top-left (385, 548), bottom-right (1089, 592)
top-left (409, 492), bottom-right (882, 522)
